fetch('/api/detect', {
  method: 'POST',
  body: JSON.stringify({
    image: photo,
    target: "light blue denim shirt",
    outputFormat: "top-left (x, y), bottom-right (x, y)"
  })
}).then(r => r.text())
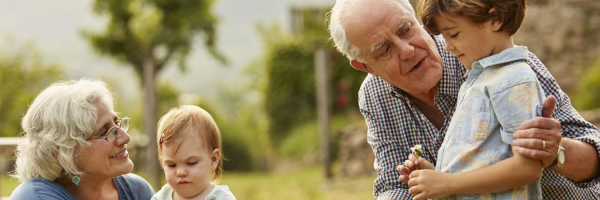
top-left (435, 46), bottom-right (544, 200)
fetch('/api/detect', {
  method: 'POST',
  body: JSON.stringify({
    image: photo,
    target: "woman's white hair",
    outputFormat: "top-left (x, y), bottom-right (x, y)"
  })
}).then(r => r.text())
top-left (328, 0), bottom-right (415, 63)
top-left (12, 79), bottom-right (115, 182)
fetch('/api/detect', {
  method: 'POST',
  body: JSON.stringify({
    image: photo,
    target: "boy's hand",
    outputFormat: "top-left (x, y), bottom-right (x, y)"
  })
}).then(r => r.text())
top-left (397, 154), bottom-right (435, 184)
top-left (407, 170), bottom-right (454, 200)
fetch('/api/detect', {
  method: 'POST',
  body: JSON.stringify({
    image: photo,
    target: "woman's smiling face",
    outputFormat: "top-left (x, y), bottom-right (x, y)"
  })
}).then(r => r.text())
top-left (77, 99), bottom-right (134, 180)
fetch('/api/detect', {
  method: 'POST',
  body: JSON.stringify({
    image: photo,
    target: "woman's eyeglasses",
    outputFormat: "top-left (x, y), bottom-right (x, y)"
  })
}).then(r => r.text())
top-left (87, 117), bottom-right (130, 143)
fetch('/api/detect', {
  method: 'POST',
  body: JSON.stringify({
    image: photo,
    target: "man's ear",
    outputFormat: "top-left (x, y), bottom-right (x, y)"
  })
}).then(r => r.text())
top-left (350, 60), bottom-right (376, 76)
top-left (488, 8), bottom-right (503, 32)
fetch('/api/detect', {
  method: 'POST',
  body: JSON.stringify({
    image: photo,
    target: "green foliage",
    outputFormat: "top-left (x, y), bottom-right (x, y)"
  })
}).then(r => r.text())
top-left (279, 114), bottom-right (364, 162)
top-left (0, 43), bottom-right (64, 137)
top-left (256, 7), bottom-right (367, 145)
top-left (194, 101), bottom-right (254, 172)
top-left (211, 83), bottom-right (272, 171)
top-left (84, 0), bottom-right (225, 80)
top-left (264, 38), bottom-right (317, 143)
top-left (574, 57), bottom-right (600, 110)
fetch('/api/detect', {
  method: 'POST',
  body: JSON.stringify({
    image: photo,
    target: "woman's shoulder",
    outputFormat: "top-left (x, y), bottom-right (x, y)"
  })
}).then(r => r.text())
top-left (10, 178), bottom-right (75, 200)
top-left (207, 184), bottom-right (236, 200)
top-left (114, 173), bottom-right (155, 199)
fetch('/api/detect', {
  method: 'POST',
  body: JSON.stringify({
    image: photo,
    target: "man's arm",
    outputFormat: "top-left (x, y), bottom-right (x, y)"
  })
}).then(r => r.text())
top-left (358, 75), bottom-right (417, 200)
top-left (517, 53), bottom-right (600, 184)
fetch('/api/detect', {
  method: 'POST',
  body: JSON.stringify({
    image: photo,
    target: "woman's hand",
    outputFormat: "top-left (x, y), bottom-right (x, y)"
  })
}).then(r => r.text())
top-left (397, 153), bottom-right (435, 184)
top-left (407, 169), bottom-right (455, 200)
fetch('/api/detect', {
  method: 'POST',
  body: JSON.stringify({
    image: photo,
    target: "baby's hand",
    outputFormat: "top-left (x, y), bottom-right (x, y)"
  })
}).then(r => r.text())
top-left (397, 154), bottom-right (435, 184)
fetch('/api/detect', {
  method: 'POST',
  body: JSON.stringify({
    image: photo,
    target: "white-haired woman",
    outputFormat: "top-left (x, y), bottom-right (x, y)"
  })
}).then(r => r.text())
top-left (10, 79), bottom-right (154, 200)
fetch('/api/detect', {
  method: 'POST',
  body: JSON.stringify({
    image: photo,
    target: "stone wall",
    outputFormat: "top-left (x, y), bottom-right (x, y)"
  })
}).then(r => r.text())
top-left (339, 123), bottom-right (376, 177)
top-left (517, 0), bottom-right (600, 94)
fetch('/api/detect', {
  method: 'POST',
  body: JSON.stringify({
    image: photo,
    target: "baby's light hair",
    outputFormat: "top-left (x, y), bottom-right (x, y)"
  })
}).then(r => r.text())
top-left (156, 105), bottom-right (223, 181)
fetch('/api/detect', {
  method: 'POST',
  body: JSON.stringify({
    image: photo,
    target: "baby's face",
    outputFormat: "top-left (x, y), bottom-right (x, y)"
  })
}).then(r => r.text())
top-left (160, 134), bottom-right (217, 198)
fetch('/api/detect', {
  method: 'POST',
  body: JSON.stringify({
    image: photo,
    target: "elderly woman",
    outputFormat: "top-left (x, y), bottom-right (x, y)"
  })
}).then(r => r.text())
top-left (10, 79), bottom-right (154, 199)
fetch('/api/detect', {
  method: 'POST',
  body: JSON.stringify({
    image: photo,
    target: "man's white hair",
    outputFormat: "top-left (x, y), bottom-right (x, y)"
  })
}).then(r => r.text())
top-left (12, 79), bottom-right (115, 182)
top-left (328, 0), bottom-right (415, 62)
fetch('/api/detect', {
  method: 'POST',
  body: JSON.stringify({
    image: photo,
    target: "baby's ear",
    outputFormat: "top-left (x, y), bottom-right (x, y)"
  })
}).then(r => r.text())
top-left (211, 149), bottom-right (221, 170)
top-left (488, 8), bottom-right (503, 32)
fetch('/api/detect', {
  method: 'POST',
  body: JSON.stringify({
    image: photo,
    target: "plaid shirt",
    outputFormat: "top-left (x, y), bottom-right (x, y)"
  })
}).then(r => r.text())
top-left (359, 34), bottom-right (600, 199)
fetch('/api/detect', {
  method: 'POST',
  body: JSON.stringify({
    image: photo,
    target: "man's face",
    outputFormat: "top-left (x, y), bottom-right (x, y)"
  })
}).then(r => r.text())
top-left (345, 0), bottom-right (443, 95)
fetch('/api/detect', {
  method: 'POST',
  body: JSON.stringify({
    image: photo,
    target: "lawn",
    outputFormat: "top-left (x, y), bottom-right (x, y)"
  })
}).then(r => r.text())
top-left (1, 167), bottom-right (376, 200)
top-left (220, 167), bottom-right (376, 200)
top-left (1, 173), bottom-right (18, 197)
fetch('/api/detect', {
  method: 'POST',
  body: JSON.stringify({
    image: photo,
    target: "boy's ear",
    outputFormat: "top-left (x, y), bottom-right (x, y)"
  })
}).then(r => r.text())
top-left (488, 7), bottom-right (503, 32)
top-left (350, 60), bottom-right (378, 77)
top-left (211, 149), bottom-right (221, 170)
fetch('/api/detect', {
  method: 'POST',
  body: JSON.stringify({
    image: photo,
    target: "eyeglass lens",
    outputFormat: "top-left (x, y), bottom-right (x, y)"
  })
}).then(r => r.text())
top-left (107, 117), bottom-right (130, 143)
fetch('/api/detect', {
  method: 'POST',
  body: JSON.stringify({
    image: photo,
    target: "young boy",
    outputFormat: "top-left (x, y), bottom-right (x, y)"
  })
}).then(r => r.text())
top-left (402, 0), bottom-right (544, 199)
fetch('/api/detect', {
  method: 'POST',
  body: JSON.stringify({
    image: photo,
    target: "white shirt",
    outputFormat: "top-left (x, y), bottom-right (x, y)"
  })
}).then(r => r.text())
top-left (151, 183), bottom-right (236, 200)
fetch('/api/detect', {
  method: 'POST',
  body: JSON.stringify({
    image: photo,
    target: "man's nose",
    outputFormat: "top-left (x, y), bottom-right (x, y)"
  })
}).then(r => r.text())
top-left (393, 39), bottom-right (415, 60)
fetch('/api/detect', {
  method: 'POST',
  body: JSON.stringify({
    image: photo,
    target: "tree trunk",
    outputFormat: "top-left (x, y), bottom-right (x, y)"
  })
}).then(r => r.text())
top-left (315, 47), bottom-right (332, 180)
top-left (143, 57), bottom-right (160, 189)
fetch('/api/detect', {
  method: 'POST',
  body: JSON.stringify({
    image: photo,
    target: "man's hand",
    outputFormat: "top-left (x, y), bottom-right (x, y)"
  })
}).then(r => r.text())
top-left (397, 154), bottom-right (435, 184)
top-left (513, 95), bottom-right (562, 167)
top-left (407, 170), bottom-right (454, 200)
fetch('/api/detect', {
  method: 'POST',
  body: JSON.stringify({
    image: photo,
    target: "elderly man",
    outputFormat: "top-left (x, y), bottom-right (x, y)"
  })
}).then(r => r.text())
top-left (328, 0), bottom-right (600, 199)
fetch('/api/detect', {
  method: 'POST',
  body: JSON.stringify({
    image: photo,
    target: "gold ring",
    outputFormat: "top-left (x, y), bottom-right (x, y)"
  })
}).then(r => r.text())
top-left (542, 140), bottom-right (546, 150)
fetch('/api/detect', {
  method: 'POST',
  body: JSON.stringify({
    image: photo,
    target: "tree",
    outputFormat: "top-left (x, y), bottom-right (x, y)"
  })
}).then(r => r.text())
top-left (0, 42), bottom-right (63, 137)
top-left (255, 7), bottom-right (366, 145)
top-left (83, 0), bottom-right (226, 188)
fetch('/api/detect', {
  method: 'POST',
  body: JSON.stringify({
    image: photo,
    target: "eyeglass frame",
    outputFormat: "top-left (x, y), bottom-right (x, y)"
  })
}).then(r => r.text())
top-left (87, 117), bottom-right (130, 143)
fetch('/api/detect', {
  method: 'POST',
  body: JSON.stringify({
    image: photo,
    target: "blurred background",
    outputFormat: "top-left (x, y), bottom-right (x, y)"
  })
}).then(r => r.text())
top-left (0, 0), bottom-right (599, 199)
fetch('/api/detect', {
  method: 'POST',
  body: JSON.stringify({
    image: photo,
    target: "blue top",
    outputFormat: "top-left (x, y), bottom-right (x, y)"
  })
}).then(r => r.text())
top-left (435, 46), bottom-right (544, 199)
top-left (10, 173), bottom-right (154, 200)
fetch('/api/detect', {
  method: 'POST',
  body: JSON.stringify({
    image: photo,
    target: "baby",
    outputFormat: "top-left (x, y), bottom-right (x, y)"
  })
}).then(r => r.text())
top-left (152, 105), bottom-right (236, 200)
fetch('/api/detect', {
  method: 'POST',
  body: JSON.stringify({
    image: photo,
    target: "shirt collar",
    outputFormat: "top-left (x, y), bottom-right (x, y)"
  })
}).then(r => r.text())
top-left (475, 46), bottom-right (529, 69)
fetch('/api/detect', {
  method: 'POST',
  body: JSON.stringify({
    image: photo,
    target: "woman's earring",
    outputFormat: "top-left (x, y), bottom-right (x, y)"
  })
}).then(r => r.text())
top-left (72, 174), bottom-right (81, 186)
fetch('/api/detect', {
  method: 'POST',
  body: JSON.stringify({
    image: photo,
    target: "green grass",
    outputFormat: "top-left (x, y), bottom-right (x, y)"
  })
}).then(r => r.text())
top-left (1, 174), bottom-right (19, 197)
top-left (220, 167), bottom-right (375, 200)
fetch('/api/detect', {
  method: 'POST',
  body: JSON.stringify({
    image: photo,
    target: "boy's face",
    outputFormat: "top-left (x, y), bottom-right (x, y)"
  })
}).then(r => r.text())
top-left (434, 15), bottom-right (504, 69)
top-left (160, 133), bottom-right (219, 198)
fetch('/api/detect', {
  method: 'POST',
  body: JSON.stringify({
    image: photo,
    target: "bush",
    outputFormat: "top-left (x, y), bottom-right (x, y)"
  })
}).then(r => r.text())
top-left (574, 57), bottom-right (600, 110)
